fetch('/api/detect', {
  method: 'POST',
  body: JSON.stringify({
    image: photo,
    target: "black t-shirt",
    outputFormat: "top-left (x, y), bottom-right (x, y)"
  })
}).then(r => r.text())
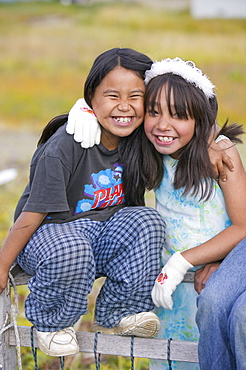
top-left (14, 125), bottom-right (126, 224)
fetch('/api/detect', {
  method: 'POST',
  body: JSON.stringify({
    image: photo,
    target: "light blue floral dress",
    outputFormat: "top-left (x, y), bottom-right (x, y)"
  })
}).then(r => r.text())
top-left (150, 153), bottom-right (232, 370)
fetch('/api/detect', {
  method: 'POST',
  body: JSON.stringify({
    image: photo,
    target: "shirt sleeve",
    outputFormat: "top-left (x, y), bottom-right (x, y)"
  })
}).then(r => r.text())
top-left (22, 153), bottom-right (71, 214)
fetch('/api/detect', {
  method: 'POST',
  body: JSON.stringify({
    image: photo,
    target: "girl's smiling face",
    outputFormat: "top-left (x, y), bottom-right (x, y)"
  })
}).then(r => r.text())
top-left (144, 84), bottom-right (196, 159)
top-left (91, 66), bottom-right (145, 150)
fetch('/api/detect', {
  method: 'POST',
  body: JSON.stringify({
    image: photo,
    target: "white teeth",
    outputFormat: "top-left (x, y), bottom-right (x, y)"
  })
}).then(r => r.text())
top-left (114, 117), bottom-right (131, 123)
top-left (158, 136), bottom-right (174, 142)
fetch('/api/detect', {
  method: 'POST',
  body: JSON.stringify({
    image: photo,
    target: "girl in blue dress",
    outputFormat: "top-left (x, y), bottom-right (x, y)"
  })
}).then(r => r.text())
top-left (144, 57), bottom-right (246, 369)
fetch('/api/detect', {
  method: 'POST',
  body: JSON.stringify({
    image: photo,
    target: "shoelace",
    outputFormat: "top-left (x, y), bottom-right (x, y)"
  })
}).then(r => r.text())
top-left (47, 327), bottom-right (76, 350)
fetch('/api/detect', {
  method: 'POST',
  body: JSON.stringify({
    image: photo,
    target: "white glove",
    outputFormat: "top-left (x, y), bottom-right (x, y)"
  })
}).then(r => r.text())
top-left (66, 98), bottom-right (101, 148)
top-left (151, 252), bottom-right (193, 310)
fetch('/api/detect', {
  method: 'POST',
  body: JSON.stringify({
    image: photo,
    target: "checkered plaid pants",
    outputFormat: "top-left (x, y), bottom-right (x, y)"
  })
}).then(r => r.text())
top-left (17, 206), bottom-right (165, 331)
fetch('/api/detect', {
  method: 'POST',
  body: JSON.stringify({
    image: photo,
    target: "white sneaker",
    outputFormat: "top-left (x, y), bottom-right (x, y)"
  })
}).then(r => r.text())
top-left (36, 327), bottom-right (79, 357)
top-left (92, 311), bottom-right (160, 338)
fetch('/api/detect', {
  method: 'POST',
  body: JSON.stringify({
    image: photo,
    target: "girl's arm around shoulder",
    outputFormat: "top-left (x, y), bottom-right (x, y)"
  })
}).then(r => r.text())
top-left (218, 138), bottom-right (246, 214)
top-left (208, 140), bottom-right (234, 181)
top-left (182, 140), bottom-right (246, 266)
top-left (218, 139), bottom-right (246, 242)
top-left (0, 211), bottom-right (47, 293)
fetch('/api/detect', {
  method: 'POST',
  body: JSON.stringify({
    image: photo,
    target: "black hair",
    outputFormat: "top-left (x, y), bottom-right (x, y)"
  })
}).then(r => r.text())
top-left (143, 73), bottom-right (244, 200)
top-left (119, 124), bottom-right (163, 205)
top-left (37, 48), bottom-right (162, 206)
top-left (84, 48), bottom-right (153, 108)
top-left (37, 114), bottom-right (68, 146)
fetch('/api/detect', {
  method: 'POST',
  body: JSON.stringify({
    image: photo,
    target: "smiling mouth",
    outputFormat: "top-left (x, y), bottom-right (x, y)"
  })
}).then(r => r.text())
top-left (113, 116), bottom-right (132, 124)
top-left (157, 136), bottom-right (174, 142)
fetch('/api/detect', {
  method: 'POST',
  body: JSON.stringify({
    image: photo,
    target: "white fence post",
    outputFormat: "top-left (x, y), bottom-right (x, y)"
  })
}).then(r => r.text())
top-left (0, 286), bottom-right (16, 370)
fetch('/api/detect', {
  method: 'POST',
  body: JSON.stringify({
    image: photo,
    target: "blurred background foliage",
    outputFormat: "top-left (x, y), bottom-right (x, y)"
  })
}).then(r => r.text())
top-left (0, 0), bottom-right (246, 129)
top-left (0, 1), bottom-right (245, 368)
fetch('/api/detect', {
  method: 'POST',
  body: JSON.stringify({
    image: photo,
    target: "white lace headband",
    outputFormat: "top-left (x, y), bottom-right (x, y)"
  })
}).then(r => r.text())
top-left (145, 57), bottom-right (215, 98)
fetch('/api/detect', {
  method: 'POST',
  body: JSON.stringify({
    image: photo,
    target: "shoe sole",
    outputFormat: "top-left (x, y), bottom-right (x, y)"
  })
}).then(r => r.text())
top-left (92, 317), bottom-right (160, 338)
top-left (120, 318), bottom-right (160, 338)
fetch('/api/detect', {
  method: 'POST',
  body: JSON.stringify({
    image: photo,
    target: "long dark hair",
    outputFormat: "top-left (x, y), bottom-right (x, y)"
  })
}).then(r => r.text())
top-left (143, 73), bottom-right (244, 200)
top-left (84, 48), bottom-right (152, 107)
top-left (37, 48), bottom-right (162, 206)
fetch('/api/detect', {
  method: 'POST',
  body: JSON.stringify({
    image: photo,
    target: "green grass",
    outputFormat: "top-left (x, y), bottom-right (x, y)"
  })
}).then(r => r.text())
top-left (0, 0), bottom-right (246, 128)
top-left (0, 1), bottom-right (245, 368)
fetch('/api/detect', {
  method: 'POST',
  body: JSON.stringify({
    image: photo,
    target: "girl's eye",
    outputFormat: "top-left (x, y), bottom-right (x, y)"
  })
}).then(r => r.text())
top-left (130, 94), bottom-right (143, 99)
top-left (172, 111), bottom-right (189, 120)
top-left (148, 109), bottom-right (159, 116)
top-left (108, 94), bottom-right (119, 98)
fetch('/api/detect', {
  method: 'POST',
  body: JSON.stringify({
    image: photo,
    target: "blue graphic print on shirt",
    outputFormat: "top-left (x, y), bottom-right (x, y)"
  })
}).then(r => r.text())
top-left (75, 164), bottom-right (125, 214)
